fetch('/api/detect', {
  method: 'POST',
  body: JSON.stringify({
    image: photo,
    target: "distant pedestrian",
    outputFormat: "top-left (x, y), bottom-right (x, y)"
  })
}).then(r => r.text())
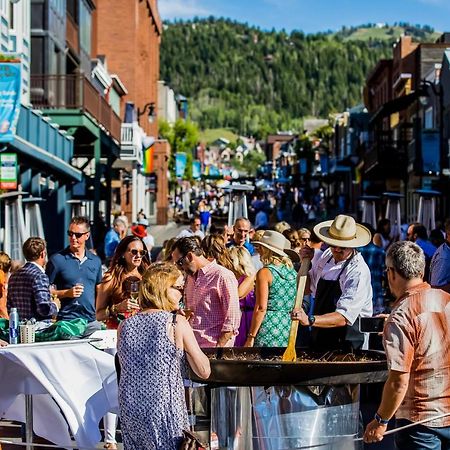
top-left (176, 215), bottom-right (205, 240)
top-left (373, 218), bottom-right (394, 250)
top-left (407, 223), bottom-right (437, 280)
top-left (104, 218), bottom-right (127, 262)
top-left (227, 217), bottom-right (255, 256)
top-left (131, 218), bottom-right (155, 255)
top-left (7, 238), bottom-right (59, 320)
top-left (254, 208), bottom-right (269, 230)
top-left (429, 219), bottom-right (450, 293)
top-left (198, 200), bottom-right (211, 234)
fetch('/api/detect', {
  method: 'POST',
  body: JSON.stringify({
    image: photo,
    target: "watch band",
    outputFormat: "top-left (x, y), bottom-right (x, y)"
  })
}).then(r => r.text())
top-left (308, 315), bottom-right (316, 326)
top-left (374, 413), bottom-right (389, 425)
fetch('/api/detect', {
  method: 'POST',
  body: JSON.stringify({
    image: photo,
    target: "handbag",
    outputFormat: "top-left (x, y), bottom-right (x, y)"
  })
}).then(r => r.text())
top-left (171, 313), bottom-right (209, 450)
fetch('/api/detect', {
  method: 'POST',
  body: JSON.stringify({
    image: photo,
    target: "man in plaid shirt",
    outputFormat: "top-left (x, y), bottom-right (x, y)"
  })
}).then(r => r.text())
top-left (7, 237), bottom-right (60, 320)
top-left (172, 237), bottom-right (241, 347)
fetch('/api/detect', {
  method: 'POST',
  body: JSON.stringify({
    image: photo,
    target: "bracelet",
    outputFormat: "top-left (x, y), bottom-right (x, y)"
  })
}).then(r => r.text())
top-left (374, 412), bottom-right (389, 425)
top-left (308, 315), bottom-right (316, 326)
top-left (247, 333), bottom-right (256, 339)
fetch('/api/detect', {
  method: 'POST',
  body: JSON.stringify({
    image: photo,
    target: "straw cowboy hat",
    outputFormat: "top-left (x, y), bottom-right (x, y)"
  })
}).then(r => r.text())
top-left (252, 230), bottom-right (300, 262)
top-left (314, 215), bottom-right (371, 248)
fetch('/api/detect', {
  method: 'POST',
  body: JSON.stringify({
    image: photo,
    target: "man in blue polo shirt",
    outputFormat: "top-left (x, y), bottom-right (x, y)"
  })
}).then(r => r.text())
top-left (46, 216), bottom-right (103, 335)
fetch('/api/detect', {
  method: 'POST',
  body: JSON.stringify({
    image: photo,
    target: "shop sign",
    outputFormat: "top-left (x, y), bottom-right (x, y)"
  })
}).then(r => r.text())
top-left (0, 153), bottom-right (18, 190)
top-left (0, 62), bottom-right (22, 143)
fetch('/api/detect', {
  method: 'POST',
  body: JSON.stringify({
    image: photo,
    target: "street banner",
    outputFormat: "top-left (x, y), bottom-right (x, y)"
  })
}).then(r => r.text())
top-left (175, 152), bottom-right (187, 178)
top-left (192, 160), bottom-right (201, 179)
top-left (0, 62), bottom-right (22, 143)
top-left (142, 145), bottom-right (154, 175)
top-left (0, 153), bottom-right (18, 190)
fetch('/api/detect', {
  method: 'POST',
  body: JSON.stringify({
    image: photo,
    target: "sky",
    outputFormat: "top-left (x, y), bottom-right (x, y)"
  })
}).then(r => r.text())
top-left (158, 0), bottom-right (450, 34)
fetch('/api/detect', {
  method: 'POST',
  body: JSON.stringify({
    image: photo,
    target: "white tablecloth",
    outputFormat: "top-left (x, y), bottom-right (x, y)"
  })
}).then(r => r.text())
top-left (0, 340), bottom-right (119, 448)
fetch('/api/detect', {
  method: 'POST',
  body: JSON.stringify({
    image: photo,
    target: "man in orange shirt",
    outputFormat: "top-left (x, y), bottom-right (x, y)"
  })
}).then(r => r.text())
top-left (364, 241), bottom-right (450, 449)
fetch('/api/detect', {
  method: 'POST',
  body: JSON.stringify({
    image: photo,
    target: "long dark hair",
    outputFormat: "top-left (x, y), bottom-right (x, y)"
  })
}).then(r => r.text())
top-left (103, 235), bottom-right (151, 296)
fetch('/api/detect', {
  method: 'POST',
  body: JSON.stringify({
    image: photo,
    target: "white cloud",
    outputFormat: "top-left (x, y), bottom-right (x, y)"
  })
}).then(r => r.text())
top-left (158, 0), bottom-right (212, 20)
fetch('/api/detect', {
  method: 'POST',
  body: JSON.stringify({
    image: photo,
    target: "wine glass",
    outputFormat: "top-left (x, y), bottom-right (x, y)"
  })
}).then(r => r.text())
top-left (130, 281), bottom-right (140, 305)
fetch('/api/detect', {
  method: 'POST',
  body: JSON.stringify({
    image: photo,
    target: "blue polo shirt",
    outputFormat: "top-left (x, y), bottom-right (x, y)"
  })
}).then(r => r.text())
top-left (46, 247), bottom-right (102, 322)
top-left (226, 239), bottom-right (256, 256)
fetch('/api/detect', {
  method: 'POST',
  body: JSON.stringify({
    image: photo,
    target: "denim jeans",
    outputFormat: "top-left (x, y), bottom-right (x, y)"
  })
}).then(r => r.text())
top-left (395, 419), bottom-right (450, 450)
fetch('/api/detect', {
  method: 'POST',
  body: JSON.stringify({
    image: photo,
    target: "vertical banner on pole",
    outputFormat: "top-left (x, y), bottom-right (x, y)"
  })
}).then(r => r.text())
top-left (142, 145), bottom-right (154, 175)
top-left (0, 153), bottom-right (18, 189)
top-left (175, 152), bottom-right (187, 178)
top-left (0, 62), bottom-right (22, 143)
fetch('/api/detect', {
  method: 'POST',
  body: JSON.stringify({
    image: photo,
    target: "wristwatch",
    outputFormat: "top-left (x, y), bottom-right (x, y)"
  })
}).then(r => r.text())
top-left (308, 315), bottom-right (316, 326)
top-left (374, 412), bottom-right (389, 425)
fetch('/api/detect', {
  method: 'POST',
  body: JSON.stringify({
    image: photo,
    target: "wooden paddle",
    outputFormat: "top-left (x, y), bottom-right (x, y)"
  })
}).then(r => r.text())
top-left (282, 257), bottom-right (311, 362)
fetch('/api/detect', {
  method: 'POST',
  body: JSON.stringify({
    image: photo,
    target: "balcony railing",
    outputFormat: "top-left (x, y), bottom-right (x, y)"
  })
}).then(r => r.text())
top-left (30, 74), bottom-right (121, 142)
top-left (120, 122), bottom-right (143, 164)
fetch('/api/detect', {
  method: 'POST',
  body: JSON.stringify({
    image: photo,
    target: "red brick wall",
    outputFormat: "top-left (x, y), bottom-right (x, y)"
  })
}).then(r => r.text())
top-left (92, 0), bottom-right (161, 138)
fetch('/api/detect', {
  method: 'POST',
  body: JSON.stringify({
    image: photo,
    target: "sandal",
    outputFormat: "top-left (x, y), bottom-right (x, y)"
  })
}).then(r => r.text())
top-left (104, 444), bottom-right (117, 449)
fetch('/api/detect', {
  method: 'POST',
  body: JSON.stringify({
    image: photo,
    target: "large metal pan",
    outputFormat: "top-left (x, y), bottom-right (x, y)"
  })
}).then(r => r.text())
top-left (192, 347), bottom-right (387, 386)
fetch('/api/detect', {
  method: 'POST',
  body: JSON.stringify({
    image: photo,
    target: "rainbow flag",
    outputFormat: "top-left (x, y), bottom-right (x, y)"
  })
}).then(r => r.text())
top-left (142, 145), bottom-right (154, 175)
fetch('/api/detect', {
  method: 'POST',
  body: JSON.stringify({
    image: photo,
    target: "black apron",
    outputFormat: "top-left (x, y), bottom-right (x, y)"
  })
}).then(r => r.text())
top-left (310, 252), bottom-right (365, 352)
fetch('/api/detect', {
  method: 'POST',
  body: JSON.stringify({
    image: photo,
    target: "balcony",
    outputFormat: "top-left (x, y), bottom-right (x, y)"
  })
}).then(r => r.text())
top-left (30, 74), bottom-right (121, 142)
top-left (120, 122), bottom-right (143, 164)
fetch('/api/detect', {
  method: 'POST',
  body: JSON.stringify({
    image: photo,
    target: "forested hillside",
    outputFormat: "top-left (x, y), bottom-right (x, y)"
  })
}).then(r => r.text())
top-left (160, 19), bottom-right (436, 137)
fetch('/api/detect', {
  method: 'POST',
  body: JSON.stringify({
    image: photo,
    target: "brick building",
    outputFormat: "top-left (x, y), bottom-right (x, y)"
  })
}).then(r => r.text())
top-left (93, 0), bottom-right (170, 224)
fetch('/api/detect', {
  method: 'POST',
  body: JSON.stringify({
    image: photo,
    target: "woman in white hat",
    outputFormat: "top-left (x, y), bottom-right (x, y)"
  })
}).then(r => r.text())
top-left (291, 215), bottom-right (373, 351)
top-left (244, 230), bottom-right (298, 347)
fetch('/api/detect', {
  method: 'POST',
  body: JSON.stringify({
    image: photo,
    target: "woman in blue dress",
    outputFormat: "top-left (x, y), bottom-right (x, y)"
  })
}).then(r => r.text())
top-left (117, 262), bottom-right (210, 450)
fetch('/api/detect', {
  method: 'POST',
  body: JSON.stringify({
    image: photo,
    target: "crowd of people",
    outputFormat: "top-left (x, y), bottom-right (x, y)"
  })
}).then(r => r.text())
top-left (0, 208), bottom-right (449, 449)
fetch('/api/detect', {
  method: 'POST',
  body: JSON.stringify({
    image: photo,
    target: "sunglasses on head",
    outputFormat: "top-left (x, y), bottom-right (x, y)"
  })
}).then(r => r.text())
top-left (67, 230), bottom-right (89, 239)
top-left (129, 249), bottom-right (147, 257)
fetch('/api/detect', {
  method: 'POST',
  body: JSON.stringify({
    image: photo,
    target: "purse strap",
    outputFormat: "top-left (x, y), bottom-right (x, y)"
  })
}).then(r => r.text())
top-left (171, 312), bottom-right (195, 432)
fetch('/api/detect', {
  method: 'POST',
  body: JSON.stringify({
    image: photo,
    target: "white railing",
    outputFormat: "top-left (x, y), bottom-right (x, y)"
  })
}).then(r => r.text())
top-left (120, 122), bottom-right (143, 164)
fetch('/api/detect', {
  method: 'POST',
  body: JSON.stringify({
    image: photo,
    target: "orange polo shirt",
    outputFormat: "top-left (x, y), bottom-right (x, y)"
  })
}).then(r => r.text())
top-left (383, 282), bottom-right (450, 427)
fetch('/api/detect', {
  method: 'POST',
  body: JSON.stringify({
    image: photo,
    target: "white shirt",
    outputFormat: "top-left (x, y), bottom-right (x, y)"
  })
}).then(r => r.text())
top-left (310, 248), bottom-right (373, 326)
top-left (142, 234), bottom-right (155, 253)
top-left (176, 228), bottom-right (205, 239)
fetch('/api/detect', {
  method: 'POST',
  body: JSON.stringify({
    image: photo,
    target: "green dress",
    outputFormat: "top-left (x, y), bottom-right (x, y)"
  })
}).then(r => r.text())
top-left (254, 263), bottom-right (297, 347)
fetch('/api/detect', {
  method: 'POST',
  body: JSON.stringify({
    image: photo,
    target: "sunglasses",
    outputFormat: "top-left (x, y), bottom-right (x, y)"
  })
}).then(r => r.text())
top-left (175, 254), bottom-right (189, 267)
top-left (128, 249), bottom-right (147, 257)
top-left (67, 230), bottom-right (89, 239)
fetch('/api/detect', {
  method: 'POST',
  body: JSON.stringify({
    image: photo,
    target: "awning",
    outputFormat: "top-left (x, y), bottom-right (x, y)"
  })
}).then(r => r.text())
top-left (369, 91), bottom-right (422, 124)
top-left (12, 135), bottom-right (83, 182)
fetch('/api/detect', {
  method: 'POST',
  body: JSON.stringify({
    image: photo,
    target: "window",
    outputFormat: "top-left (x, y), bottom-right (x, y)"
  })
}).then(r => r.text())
top-left (79, 1), bottom-right (91, 54)
top-left (31, 3), bottom-right (44, 29)
top-left (424, 107), bottom-right (434, 130)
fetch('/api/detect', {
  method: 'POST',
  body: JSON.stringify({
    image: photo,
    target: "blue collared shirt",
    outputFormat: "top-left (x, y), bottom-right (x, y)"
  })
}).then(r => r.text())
top-left (46, 248), bottom-right (102, 322)
top-left (7, 262), bottom-right (57, 321)
top-left (104, 228), bottom-right (120, 258)
top-left (226, 239), bottom-right (256, 256)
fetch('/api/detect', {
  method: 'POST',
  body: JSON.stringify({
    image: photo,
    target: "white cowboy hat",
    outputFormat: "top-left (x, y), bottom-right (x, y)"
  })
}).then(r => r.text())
top-left (314, 215), bottom-right (371, 248)
top-left (252, 230), bottom-right (300, 262)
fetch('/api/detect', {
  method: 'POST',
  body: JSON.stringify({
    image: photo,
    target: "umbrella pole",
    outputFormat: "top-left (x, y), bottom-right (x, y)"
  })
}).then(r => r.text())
top-left (24, 394), bottom-right (34, 449)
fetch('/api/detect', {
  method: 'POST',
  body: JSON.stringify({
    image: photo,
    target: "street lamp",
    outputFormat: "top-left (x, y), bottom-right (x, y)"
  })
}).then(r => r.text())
top-left (137, 102), bottom-right (156, 124)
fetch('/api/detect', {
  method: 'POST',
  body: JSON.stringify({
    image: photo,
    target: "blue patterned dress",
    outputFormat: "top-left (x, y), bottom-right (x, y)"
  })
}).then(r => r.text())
top-left (117, 311), bottom-right (189, 449)
top-left (254, 263), bottom-right (297, 347)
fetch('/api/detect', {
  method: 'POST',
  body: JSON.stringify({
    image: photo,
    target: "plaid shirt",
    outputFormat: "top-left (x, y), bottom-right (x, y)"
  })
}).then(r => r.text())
top-left (184, 260), bottom-right (241, 347)
top-left (383, 283), bottom-right (450, 427)
top-left (7, 262), bottom-right (57, 320)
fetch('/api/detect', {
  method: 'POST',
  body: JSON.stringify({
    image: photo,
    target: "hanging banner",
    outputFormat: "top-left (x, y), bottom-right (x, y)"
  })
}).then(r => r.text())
top-left (0, 62), bottom-right (22, 143)
top-left (175, 152), bottom-right (187, 178)
top-left (142, 145), bottom-right (154, 175)
top-left (0, 153), bottom-right (18, 190)
top-left (192, 160), bottom-right (201, 179)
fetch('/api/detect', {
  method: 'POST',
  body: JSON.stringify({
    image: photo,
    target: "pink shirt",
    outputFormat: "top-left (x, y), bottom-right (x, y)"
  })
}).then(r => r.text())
top-left (184, 260), bottom-right (240, 347)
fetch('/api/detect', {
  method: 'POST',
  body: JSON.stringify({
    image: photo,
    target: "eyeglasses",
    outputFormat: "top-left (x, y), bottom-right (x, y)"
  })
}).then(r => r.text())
top-left (67, 230), bottom-right (89, 239)
top-left (175, 254), bottom-right (188, 267)
top-left (128, 249), bottom-right (147, 257)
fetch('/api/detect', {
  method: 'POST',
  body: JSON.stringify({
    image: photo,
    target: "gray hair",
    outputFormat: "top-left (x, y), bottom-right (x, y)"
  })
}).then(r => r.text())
top-left (113, 218), bottom-right (126, 228)
top-left (386, 241), bottom-right (425, 280)
top-left (234, 217), bottom-right (251, 227)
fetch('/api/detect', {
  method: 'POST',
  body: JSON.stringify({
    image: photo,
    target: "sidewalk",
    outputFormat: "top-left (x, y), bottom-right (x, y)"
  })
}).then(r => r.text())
top-left (148, 221), bottom-right (185, 247)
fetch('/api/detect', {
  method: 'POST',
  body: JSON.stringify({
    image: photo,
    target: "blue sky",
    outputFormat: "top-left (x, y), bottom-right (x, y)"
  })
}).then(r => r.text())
top-left (159, 0), bottom-right (450, 33)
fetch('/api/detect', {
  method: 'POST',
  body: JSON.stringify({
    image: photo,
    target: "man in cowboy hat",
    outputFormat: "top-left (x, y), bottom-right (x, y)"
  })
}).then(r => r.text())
top-left (291, 214), bottom-right (373, 351)
top-left (131, 218), bottom-right (155, 255)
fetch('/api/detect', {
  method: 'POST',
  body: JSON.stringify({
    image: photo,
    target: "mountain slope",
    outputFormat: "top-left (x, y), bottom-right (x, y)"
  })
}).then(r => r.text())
top-left (160, 19), bottom-right (437, 137)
